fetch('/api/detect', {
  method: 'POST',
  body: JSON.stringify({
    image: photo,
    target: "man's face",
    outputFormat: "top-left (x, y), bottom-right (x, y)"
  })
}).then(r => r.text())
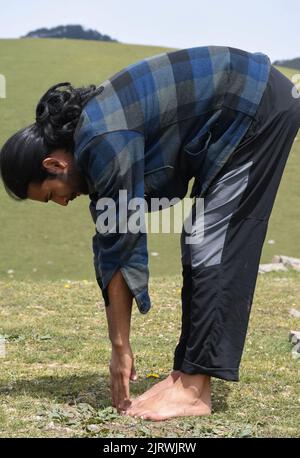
top-left (27, 149), bottom-right (89, 206)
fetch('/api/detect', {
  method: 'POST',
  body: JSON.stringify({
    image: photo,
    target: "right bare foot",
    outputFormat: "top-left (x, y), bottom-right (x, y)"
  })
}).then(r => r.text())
top-left (130, 370), bottom-right (181, 405)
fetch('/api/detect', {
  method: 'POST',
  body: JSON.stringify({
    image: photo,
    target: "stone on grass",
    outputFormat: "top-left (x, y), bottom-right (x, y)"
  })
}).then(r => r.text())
top-left (258, 263), bottom-right (288, 273)
top-left (289, 331), bottom-right (300, 345)
top-left (272, 255), bottom-right (300, 267)
top-left (289, 331), bottom-right (300, 359)
top-left (292, 342), bottom-right (300, 359)
top-left (290, 264), bottom-right (300, 272)
top-left (289, 308), bottom-right (300, 318)
top-left (292, 342), bottom-right (300, 353)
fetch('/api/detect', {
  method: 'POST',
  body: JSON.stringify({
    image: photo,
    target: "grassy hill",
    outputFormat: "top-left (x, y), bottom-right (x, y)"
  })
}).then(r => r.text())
top-left (273, 57), bottom-right (300, 71)
top-left (0, 39), bottom-right (299, 439)
top-left (0, 39), bottom-right (299, 282)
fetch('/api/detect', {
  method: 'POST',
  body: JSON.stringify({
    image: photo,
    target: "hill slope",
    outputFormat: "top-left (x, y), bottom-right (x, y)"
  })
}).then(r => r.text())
top-left (273, 57), bottom-right (300, 70)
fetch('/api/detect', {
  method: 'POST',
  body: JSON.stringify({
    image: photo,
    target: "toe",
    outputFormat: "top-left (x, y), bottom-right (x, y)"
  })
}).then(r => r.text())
top-left (125, 405), bottom-right (139, 416)
top-left (133, 409), bottom-right (151, 419)
top-left (139, 410), bottom-right (165, 422)
top-left (128, 404), bottom-right (149, 417)
top-left (126, 398), bottom-right (146, 415)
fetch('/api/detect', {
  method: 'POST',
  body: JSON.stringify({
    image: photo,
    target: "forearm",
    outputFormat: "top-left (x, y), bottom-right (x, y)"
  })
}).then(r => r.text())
top-left (105, 269), bottom-right (133, 348)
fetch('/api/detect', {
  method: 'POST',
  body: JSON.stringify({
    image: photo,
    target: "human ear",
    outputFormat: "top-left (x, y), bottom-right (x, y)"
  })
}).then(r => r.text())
top-left (42, 157), bottom-right (66, 174)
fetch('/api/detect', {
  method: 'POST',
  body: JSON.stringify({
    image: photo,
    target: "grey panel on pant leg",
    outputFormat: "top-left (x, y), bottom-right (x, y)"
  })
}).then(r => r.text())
top-left (187, 161), bottom-right (253, 268)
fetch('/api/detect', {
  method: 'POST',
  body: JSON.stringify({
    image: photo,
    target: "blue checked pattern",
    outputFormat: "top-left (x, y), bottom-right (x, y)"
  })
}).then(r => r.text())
top-left (74, 46), bottom-right (271, 314)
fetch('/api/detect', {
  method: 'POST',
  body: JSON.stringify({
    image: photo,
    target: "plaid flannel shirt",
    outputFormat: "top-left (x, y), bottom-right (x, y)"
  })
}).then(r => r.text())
top-left (73, 45), bottom-right (271, 314)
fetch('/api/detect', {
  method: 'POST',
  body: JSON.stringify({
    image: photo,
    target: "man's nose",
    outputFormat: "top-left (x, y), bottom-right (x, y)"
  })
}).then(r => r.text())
top-left (53, 196), bottom-right (69, 206)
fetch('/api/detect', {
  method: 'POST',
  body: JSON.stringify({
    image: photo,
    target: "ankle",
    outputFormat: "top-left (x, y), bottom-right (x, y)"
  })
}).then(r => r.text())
top-left (170, 370), bottom-right (182, 380)
top-left (176, 373), bottom-right (211, 396)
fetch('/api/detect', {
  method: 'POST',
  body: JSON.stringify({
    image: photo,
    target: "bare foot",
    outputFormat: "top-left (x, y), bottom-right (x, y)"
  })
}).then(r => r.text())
top-left (126, 373), bottom-right (211, 421)
top-left (130, 370), bottom-right (181, 406)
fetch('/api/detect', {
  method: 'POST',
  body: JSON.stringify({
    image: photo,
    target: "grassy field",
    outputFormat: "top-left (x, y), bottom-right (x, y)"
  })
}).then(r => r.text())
top-left (0, 39), bottom-right (300, 282)
top-left (0, 271), bottom-right (299, 438)
top-left (0, 39), bottom-right (299, 438)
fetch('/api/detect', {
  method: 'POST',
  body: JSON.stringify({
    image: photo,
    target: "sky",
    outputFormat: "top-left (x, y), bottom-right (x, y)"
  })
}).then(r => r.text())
top-left (0, 0), bottom-right (299, 62)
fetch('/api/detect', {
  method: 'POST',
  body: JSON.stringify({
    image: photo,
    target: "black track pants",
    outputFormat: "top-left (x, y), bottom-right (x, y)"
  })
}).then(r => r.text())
top-left (173, 66), bottom-right (300, 381)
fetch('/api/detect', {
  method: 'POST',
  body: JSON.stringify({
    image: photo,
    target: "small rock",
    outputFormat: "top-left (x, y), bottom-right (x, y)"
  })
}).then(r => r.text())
top-left (289, 331), bottom-right (300, 359)
top-left (289, 331), bottom-right (300, 344)
top-left (292, 340), bottom-right (300, 359)
top-left (292, 335), bottom-right (300, 345)
top-left (272, 255), bottom-right (300, 267)
top-left (6, 269), bottom-right (14, 274)
top-left (290, 264), bottom-right (300, 272)
top-left (268, 240), bottom-right (276, 245)
top-left (86, 424), bottom-right (101, 433)
top-left (289, 309), bottom-right (300, 318)
top-left (151, 252), bottom-right (159, 257)
top-left (259, 263), bottom-right (288, 273)
top-left (292, 342), bottom-right (300, 353)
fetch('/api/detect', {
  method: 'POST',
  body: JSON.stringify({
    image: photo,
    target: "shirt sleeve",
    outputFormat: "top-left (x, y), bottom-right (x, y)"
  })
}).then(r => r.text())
top-left (77, 130), bottom-right (151, 314)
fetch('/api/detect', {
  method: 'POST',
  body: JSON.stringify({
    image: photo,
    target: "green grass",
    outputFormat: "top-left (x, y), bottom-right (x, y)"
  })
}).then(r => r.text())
top-left (0, 39), bottom-right (300, 281)
top-left (0, 271), bottom-right (299, 437)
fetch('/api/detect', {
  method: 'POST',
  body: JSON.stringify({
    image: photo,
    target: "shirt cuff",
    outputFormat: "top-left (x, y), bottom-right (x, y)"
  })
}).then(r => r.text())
top-left (95, 270), bottom-right (151, 315)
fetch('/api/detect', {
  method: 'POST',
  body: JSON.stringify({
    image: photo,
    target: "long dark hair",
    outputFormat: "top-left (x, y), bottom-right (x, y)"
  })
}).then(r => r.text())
top-left (0, 82), bottom-right (101, 200)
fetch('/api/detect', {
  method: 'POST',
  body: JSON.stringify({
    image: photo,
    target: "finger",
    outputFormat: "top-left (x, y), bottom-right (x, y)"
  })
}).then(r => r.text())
top-left (119, 398), bottom-right (132, 413)
top-left (130, 364), bottom-right (138, 382)
top-left (123, 373), bottom-right (130, 400)
top-left (116, 374), bottom-right (125, 412)
top-left (111, 374), bottom-right (118, 408)
top-left (110, 380), bottom-right (116, 407)
top-left (117, 374), bottom-right (130, 412)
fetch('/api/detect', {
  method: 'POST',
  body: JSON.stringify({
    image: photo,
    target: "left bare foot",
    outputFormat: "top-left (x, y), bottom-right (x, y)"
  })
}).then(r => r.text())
top-left (125, 373), bottom-right (211, 421)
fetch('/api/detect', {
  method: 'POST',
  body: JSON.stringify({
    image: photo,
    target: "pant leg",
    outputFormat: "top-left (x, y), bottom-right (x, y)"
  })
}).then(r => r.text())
top-left (176, 66), bottom-right (300, 381)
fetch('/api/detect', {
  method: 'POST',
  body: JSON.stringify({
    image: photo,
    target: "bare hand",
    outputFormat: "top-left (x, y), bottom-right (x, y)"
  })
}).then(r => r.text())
top-left (109, 344), bottom-right (137, 412)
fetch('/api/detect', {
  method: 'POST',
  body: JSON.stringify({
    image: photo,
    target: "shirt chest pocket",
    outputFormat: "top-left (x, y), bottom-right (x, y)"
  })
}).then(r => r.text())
top-left (181, 128), bottom-right (216, 199)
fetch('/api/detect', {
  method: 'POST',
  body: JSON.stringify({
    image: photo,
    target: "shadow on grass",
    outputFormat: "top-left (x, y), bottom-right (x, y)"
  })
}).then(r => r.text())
top-left (0, 373), bottom-right (109, 408)
top-left (0, 372), bottom-right (231, 412)
top-left (211, 379), bottom-right (230, 413)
